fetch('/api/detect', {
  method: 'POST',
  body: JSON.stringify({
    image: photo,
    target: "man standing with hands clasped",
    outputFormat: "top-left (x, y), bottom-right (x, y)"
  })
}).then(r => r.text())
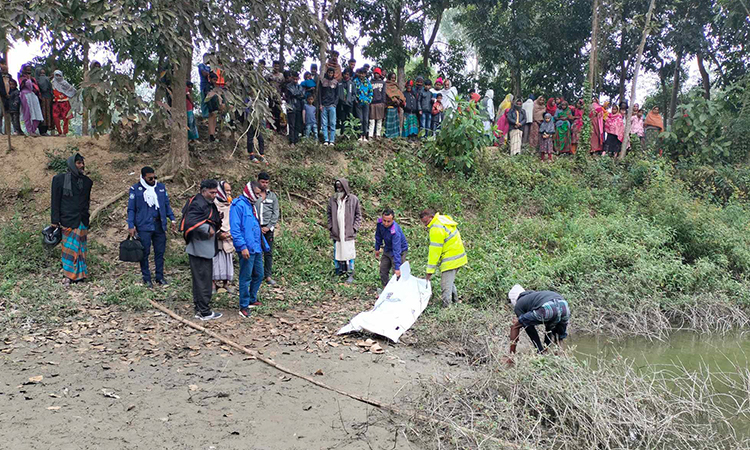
top-left (127, 166), bottom-right (177, 288)
top-left (419, 208), bottom-right (467, 307)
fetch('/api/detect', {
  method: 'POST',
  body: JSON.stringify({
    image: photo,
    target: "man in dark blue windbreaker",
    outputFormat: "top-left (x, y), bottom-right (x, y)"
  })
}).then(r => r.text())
top-left (127, 166), bottom-right (176, 288)
top-left (374, 208), bottom-right (409, 287)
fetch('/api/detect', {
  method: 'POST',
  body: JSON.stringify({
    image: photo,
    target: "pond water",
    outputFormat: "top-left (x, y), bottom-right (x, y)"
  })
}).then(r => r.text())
top-left (572, 330), bottom-right (750, 437)
top-left (571, 330), bottom-right (750, 372)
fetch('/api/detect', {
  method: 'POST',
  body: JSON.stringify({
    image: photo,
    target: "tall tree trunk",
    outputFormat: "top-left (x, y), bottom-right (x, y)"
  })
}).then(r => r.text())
top-left (588, 0), bottom-right (600, 91)
top-left (422, 7), bottom-right (444, 71)
top-left (164, 44), bottom-right (192, 174)
top-left (617, 3), bottom-right (628, 101)
top-left (668, 49), bottom-right (683, 128)
top-left (620, 0), bottom-right (656, 159)
top-left (278, 8), bottom-right (288, 66)
top-left (82, 41), bottom-right (90, 136)
top-left (696, 53), bottom-right (710, 100)
top-left (511, 65), bottom-right (521, 100)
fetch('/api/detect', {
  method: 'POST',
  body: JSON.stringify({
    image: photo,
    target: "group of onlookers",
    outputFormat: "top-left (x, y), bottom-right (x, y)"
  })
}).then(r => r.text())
top-left (0, 57), bottom-right (79, 137)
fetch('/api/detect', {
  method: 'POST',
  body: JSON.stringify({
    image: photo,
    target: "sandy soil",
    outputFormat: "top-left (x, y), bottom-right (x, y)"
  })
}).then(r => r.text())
top-left (0, 294), bottom-right (469, 450)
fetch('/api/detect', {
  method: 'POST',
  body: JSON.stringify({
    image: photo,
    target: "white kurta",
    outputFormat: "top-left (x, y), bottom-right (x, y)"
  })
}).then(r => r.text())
top-left (335, 196), bottom-right (356, 261)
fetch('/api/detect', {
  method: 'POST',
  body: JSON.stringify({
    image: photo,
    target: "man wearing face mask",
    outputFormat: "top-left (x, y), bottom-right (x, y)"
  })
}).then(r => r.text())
top-left (327, 178), bottom-right (362, 284)
top-left (507, 285), bottom-right (570, 357)
top-left (127, 166), bottom-right (177, 288)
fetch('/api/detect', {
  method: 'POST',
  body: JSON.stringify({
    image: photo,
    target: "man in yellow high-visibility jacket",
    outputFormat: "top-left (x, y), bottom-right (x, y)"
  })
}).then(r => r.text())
top-left (420, 209), bottom-right (468, 306)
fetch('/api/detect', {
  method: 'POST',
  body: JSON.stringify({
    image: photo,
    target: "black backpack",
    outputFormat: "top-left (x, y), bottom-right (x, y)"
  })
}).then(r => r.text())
top-left (119, 236), bottom-right (144, 262)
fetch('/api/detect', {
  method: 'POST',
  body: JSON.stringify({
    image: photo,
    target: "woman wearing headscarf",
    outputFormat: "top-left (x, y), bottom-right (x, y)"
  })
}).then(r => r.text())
top-left (494, 93), bottom-right (513, 146)
top-left (213, 181), bottom-right (235, 294)
top-left (546, 97), bottom-right (557, 117)
top-left (553, 101), bottom-right (574, 154)
top-left (589, 97), bottom-right (605, 155)
top-left (644, 106), bottom-right (664, 151)
top-left (603, 105), bottom-right (625, 157)
top-left (384, 73), bottom-right (405, 138)
top-left (52, 70), bottom-right (77, 136)
top-left (402, 81), bottom-right (419, 138)
top-left (539, 113), bottom-right (556, 162)
top-left (479, 89), bottom-right (495, 134)
top-left (20, 77), bottom-right (44, 135)
top-left (529, 96), bottom-right (546, 149)
top-left (36, 68), bottom-right (54, 135)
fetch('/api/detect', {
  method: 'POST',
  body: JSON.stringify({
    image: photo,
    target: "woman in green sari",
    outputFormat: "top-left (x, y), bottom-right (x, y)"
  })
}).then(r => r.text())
top-left (554, 101), bottom-right (574, 154)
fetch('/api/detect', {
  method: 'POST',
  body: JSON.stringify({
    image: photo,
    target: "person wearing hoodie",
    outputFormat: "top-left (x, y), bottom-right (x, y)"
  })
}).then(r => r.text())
top-left (369, 68), bottom-right (386, 139)
top-left (337, 70), bottom-right (355, 132)
top-left (506, 285), bottom-right (570, 358)
top-left (538, 113), bottom-right (556, 162)
top-left (374, 208), bottom-right (409, 287)
top-left (327, 179), bottom-right (362, 284)
top-left (419, 209), bottom-right (468, 307)
top-left (522, 95), bottom-right (535, 143)
top-left (417, 78), bottom-right (433, 136)
top-left (506, 99), bottom-right (527, 155)
top-left (479, 89), bottom-right (495, 134)
top-left (230, 180), bottom-right (270, 318)
top-left (319, 66), bottom-right (339, 145)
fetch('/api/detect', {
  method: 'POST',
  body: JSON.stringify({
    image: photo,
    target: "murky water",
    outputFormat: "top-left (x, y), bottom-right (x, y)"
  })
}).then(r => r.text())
top-left (572, 331), bottom-right (750, 372)
top-left (572, 331), bottom-right (750, 437)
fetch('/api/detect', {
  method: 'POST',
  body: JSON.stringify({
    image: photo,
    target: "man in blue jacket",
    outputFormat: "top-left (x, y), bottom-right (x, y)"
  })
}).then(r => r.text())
top-left (374, 208), bottom-right (409, 287)
top-left (230, 180), bottom-right (269, 318)
top-left (127, 167), bottom-right (176, 288)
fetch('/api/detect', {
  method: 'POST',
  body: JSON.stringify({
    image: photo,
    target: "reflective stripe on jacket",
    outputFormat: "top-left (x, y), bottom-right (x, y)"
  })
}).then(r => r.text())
top-left (426, 213), bottom-right (467, 274)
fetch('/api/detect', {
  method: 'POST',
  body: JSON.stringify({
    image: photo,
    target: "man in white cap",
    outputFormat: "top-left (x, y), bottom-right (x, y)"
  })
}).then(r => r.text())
top-left (507, 284), bottom-right (570, 356)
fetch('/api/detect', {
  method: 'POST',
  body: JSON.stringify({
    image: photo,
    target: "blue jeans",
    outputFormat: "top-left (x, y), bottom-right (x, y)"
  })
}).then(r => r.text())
top-left (420, 112), bottom-right (431, 136)
top-left (321, 106), bottom-right (336, 143)
top-left (138, 227), bottom-right (166, 282)
top-left (305, 123), bottom-right (317, 138)
top-left (238, 252), bottom-right (264, 308)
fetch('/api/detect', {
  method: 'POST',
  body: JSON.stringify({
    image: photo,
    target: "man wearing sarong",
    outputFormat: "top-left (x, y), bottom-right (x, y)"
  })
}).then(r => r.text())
top-left (507, 285), bottom-right (571, 356)
top-left (51, 154), bottom-right (93, 285)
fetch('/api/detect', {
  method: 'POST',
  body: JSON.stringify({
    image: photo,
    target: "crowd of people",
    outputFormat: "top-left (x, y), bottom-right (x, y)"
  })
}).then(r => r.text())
top-left (0, 58), bottom-right (80, 137)
top-left (190, 49), bottom-right (666, 162)
top-left (50, 153), bottom-right (569, 356)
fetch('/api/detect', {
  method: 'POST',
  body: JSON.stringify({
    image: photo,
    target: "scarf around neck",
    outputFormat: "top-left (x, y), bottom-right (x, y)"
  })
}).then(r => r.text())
top-left (63, 154), bottom-right (83, 197)
top-left (140, 177), bottom-right (160, 210)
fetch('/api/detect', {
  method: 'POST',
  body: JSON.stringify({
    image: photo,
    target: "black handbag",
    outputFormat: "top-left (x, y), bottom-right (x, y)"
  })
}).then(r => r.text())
top-left (119, 236), bottom-right (144, 262)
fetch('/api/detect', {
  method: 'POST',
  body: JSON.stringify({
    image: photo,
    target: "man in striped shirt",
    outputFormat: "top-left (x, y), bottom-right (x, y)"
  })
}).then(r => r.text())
top-left (507, 284), bottom-right (571, 355)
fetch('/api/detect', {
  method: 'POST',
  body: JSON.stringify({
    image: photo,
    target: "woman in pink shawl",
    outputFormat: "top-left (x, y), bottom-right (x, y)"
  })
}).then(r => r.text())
top-left (589, 97), bottom-right (605, 155)
top-left (20, 78), bottom-right (44, 135)
top-left (494, 93), bottom-right (513, 146)
top-left (603, 105), bottom-right (624, 157)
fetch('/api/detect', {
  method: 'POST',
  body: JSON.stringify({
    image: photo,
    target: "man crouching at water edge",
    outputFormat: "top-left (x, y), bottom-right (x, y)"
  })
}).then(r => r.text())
top-left (507, 284), bottom-right (570, 357)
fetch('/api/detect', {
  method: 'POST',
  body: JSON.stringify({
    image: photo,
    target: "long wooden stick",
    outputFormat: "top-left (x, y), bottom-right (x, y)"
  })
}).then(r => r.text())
top-left (90, 175), bottom-right (175, 222)
top-left (147, 298), bottom-right (529, 449)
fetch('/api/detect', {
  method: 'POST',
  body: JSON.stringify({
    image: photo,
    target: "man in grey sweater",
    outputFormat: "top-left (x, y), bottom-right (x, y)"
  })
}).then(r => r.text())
top-left (257, 172), bottom-right (280, 285)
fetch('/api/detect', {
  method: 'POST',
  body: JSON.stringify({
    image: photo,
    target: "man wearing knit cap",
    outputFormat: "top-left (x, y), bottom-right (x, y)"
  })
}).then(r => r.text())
top-left (507, 285), bottom-right (571, 356)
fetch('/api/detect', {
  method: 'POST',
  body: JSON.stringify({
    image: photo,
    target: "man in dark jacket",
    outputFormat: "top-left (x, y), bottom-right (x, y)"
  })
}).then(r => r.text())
top-left (319, 67), bottom-right (339, 146)
top-left (127, 166), bottom-right (177, 288)
top-left (369, 68), bottom-right (386, 138)
top-left (285, 71), bottom-right (305, 144)
top-left (337, 70), bottom-right (355, 132)
top-left (418, 78), bottom-right (433, 136)
top-left (181, 180), bottom-right (223, 321)
top-left (257, 172), bottom-right (280, 286)
top-left (507, 284), bottom-right (570, 356)
top-left (326, 178), bottom-right (362, 284)
top-left (51, 154), bottom-right (93, 285)
top-left (374, 208), bottom-right (409, 287)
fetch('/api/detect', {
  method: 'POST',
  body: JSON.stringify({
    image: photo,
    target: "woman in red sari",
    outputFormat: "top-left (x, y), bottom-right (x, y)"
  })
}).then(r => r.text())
top-left (570, 98), bottom-right (584, 153)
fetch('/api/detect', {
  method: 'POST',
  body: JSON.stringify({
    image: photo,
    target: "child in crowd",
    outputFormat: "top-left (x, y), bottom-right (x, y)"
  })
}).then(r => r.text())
top-left (301, 72), bottom-right (316, 94)
top-left (603, 105), bottom-right (624, 157)
top-left (431, 93), bottom-right (444, 133)
top-left (8, 79), bottom-right (23, 135)
top-left (303, 94), bottom-right (317, 139)
top-left (630, 104), bottom-right (645, 150)
top-left (419, 79), bottom-right (433, 136)
top-left (538, 113), bottom-right (555, 162)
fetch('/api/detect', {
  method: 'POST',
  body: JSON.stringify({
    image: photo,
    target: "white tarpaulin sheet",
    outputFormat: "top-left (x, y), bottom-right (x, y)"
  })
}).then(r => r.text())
top-left (337, 262), bottom-right (432, 342)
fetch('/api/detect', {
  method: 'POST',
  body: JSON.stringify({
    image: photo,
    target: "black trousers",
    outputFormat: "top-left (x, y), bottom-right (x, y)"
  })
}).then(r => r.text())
top-left (247, 124), bottom-right (265, 156)
top-left (262, 229), bottom-right (274, 278)
top-left (287, 109), bottom-right (302, 144)
top-left (189, 255), bottom-right (213, 316)
top-left (337, 103), bottom-right (353, 130)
